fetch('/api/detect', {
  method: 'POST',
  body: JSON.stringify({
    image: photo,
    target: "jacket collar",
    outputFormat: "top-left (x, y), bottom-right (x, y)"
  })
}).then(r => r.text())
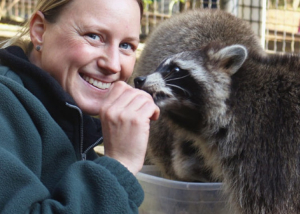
top-left (0, 46), bottom-right (75, 105)
top-left (0, 46), bottom-right (102, 158)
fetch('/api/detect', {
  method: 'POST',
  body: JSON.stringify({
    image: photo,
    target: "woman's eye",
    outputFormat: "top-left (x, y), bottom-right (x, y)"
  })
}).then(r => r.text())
top-left (86, 34), bottom-right (102, 41)
top-left (88, 34), bottom-right (99, 40)
top-left (120, 43), bottom-right (134, 51)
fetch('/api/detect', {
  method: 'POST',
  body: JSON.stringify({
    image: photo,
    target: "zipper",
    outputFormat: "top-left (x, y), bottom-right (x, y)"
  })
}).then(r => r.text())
top-left (82, 137), bottom-right (103, 160)
top-left (65, 102), bottom-right (85, 160)
top-left (65, 102), bottom-right (103, 161)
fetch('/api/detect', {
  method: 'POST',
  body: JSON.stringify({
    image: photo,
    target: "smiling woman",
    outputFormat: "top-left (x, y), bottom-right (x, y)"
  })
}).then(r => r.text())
top-left (0, 0), bottom-right (160, 213)
top-left (28, 0), bottom-right (141, 115)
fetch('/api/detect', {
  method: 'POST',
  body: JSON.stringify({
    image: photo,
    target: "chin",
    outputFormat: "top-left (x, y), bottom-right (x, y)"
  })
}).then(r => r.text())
top-left (72, 93), bottom-right (102, 116)
top-left (75, 100), bottom-right (100, 116)
top-left (81, 107), bottom-right (99, 116)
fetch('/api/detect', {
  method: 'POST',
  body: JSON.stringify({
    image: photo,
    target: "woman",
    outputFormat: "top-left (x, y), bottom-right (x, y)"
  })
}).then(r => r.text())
top-left (0, 0), bottom-right (159, 213)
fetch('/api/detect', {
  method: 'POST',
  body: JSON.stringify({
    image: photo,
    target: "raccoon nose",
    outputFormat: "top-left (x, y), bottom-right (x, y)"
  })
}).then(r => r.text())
top-left (134, 76), bottom-right (147, 89)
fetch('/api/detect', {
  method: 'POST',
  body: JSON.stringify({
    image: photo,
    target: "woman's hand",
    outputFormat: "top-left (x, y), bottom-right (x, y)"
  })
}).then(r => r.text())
top-left (98, 81), bottom-right (160, 175)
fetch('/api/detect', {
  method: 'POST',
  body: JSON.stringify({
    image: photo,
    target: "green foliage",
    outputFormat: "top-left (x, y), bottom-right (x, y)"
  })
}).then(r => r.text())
top-left (143, 0), bottom-right (154, 4)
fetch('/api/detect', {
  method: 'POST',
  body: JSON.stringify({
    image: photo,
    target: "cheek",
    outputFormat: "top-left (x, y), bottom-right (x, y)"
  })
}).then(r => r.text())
top-left (41, 44), bottom-right (90, 88)
top-left (50, 43), bottom-right (92, 69)
top-left (121, 56), bottom-right (136, 81)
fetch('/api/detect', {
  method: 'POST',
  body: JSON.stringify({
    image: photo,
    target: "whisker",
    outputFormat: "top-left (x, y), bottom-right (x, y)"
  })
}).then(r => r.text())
top-left (165, 74), bottom-right (191, 82)
top-left (163, 72), bottom-right (173, 80)
top-left (166, 83), bottom-right (191, 97)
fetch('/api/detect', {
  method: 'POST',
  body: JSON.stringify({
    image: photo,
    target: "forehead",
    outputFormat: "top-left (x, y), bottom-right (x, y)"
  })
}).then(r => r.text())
top-left (58, 0), bottom-right (141, 32)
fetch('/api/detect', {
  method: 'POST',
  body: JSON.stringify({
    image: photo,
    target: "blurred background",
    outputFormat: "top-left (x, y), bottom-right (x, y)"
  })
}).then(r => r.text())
top-left (1, 0), bottom-right (300, 54)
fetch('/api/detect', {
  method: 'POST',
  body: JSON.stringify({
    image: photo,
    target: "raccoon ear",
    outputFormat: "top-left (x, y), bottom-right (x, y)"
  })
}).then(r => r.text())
top-left (212, 44), bottom-right (248, 75)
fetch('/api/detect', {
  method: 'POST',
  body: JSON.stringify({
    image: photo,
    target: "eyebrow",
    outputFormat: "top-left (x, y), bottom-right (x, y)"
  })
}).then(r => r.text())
top-left (82, 23), bottom-right (140, 43)
top-left (124, 36), bottom-right (140, 43)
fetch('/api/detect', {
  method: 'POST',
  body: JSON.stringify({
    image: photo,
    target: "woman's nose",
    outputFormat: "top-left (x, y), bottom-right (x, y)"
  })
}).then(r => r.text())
top-left (97, 46), bottom-right (121, 74)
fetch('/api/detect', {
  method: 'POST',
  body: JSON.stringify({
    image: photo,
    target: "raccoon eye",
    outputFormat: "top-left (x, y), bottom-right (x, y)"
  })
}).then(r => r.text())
top-left (172, 67), bottom-right (181, 73)
top-left (165, 66), bottom-right (181, 79)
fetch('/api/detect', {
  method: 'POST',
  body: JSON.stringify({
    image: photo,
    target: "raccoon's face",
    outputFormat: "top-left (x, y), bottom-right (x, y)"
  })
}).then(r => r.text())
top-left (134, 51), bottom-right (214, 133)
top-left (134, 53), bottom-right (205, 107)
top-left (134, 44), bottom-right (247, 133)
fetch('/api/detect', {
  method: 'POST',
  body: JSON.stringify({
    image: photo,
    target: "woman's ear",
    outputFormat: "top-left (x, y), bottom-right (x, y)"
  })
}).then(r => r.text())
top-left (30, 11), bottom-right (46, 49)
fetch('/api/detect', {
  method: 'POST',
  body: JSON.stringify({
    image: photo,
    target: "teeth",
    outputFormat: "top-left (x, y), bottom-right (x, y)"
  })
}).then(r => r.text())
top-left (83, 75), bottom-right (111, 90)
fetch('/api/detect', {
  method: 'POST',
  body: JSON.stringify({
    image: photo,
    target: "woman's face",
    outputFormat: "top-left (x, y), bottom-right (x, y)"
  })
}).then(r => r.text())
top-left (34, 0), bottom-right (141, 115)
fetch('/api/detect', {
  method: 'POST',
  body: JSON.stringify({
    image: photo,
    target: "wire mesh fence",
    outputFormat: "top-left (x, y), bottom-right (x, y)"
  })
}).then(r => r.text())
top-left (0, 0), bottom-right (37, 23)
top-left (266, 0), bottom-right (300, 53)
top-left (140, 0), bottom-right (266, 46)
top-left (141, 0), bottom-right (227, 41)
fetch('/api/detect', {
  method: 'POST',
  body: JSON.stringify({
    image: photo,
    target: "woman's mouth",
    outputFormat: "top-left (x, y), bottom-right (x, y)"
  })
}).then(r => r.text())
top-left (82, 74), bottom-right (111, 90)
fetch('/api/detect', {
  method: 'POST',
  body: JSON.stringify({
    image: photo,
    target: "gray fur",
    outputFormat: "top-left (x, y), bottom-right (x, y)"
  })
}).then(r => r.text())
top-left (133, 9), bottom-right (300, 214)
top-left (131, 9), bottom-right (265, 181)
top-left (136, 42), bottom-right (300, 214)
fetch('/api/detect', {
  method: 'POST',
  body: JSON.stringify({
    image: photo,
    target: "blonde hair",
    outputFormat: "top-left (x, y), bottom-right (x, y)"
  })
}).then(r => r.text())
top-left (1, 0), bottom-right (144, 52)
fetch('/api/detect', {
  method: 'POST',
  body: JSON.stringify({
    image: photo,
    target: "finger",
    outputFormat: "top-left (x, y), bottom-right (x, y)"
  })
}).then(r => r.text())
top-left (104, 81), bottom-right (131, 104)
top-left (151, 105), bottom-right (160, 121)
top-left (98, 81), bottom-right (133, 119)
top-left (139, 101), bottom-right (160, 121)
top-left (105, 86), bottom-right (153, 116)
top-left (111, 90), bottom-right (150, 111)
top-left (125, 96), bottom-right (160, 121)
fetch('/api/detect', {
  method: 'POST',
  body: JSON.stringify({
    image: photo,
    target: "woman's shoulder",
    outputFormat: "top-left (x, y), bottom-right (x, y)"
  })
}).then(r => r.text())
top-left (0, 66), bottom-right (45, 115)
top-left (0, 64), bottom-right (23, 85)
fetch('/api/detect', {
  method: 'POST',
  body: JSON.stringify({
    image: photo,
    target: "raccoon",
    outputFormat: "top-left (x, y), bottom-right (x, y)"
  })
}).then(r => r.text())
top-left (131, 9), bottom-right (266, 182)
top-left (134, 42), bottom-right (300, 214)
